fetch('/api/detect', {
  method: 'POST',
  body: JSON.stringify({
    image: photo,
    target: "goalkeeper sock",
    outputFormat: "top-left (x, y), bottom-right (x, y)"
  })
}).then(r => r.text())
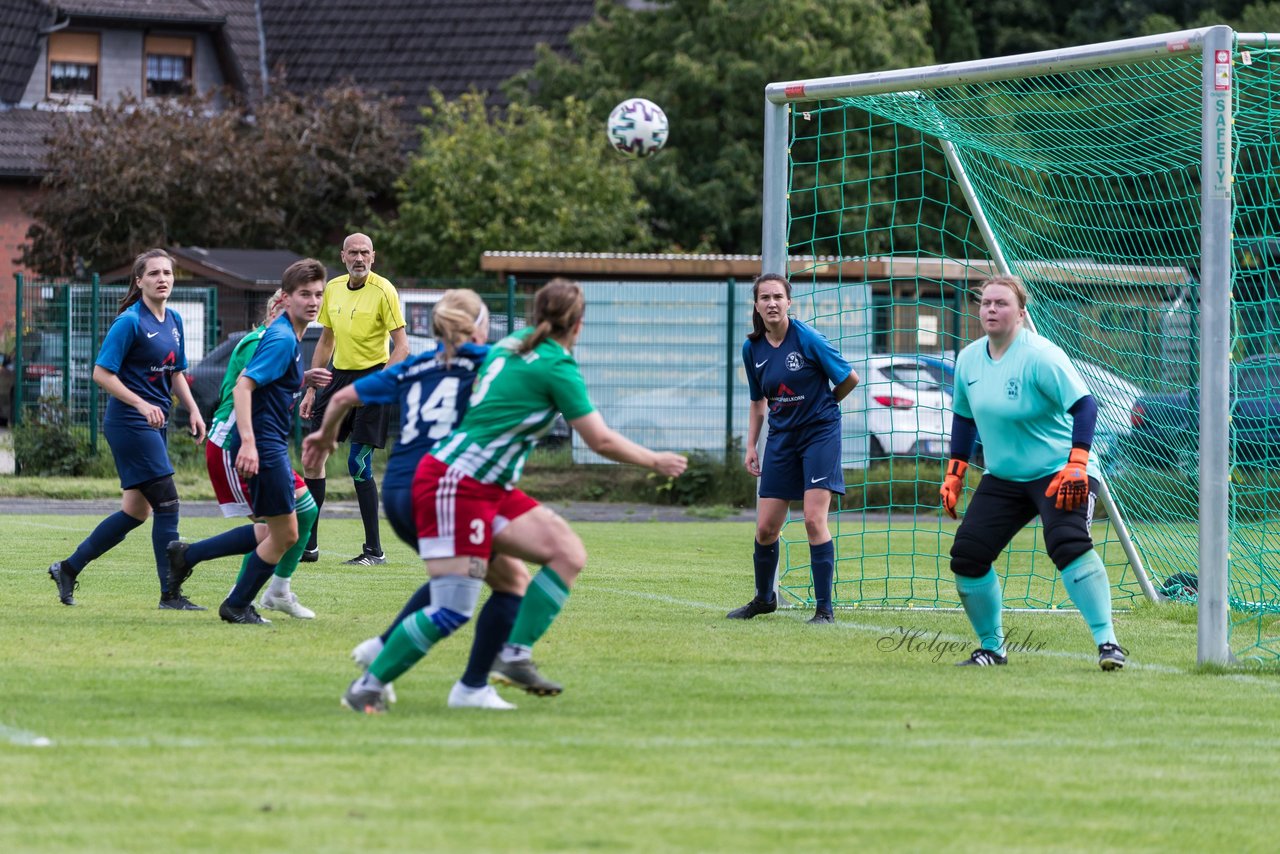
top-left (753, 539), bottom-right (779, 603)
top-left (809, 539), bottom-right (834, 610)
top-left (506, 567), bottom-right (570, 651)
top-left (1062, 550), bottom-right (1117, 645)
top-left (956, 569), bottom-right (1005, 653)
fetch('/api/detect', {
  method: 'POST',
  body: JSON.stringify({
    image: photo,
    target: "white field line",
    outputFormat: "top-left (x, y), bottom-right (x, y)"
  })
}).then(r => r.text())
top-left (0, 723), bottom-right (53, 747)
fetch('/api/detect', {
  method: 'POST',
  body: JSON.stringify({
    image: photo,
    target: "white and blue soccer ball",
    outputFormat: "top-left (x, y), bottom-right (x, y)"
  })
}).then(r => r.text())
top-left (606, 97), bottom-right (669, 158)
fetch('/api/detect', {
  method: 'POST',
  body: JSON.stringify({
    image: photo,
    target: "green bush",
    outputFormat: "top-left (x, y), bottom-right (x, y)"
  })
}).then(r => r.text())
top-left (650, 442), bottom-right (757, 508)
top-left (13, 399), bottom-right (95, 476)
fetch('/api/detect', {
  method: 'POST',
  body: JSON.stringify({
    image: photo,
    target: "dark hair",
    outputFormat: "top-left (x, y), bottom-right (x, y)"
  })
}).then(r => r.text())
top-left (281, 258), bottom-right (327, 294)
top-left (118, 248), bottom-right (175, 314)
top-left (517, 278), bottom-right (585, 355)
top-left (747, 272), bottom-right (791, 341)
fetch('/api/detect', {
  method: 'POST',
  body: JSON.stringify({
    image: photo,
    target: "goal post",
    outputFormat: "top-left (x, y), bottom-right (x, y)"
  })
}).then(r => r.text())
top-left (760, 26), bottom-right (1278, 665)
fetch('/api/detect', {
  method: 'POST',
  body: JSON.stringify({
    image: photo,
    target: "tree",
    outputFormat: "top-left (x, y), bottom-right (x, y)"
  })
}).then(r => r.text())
top-left (22, 87), bottom-right (407, 276)
top-left (372, 92), bottom-right (660, 277)
top-left (504, 0), bottom-right (933, 255)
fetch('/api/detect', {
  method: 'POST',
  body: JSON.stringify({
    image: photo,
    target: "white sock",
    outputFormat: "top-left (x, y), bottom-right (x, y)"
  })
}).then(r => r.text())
top-left (267, 575), bottom-right (290, 598)
top-left (500, 643), bottom-right (532, 663)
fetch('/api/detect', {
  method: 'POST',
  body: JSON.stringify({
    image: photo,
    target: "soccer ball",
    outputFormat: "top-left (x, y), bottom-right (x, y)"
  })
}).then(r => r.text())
top-left (606, 98), bottom-right (669, 158)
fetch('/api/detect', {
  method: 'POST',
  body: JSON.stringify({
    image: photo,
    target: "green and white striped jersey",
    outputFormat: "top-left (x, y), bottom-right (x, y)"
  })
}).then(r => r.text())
top-left (430, 328), bottom-right (594, 486)
top-left (207, 326), bottom-right (268, 449)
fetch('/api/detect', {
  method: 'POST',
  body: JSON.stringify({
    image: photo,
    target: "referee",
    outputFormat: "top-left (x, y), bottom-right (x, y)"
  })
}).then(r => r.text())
top-left (299, 232), bottom-right (409, 565)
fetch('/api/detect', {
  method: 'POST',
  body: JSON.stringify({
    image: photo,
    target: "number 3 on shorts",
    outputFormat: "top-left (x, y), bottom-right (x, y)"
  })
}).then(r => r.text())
top-left (469, 518), bottom-right (485, 545)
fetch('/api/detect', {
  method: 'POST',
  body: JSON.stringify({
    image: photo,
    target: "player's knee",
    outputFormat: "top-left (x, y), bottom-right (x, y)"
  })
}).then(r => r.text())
top-left (347, 443), bottom-right (373, 482)
top-left (1047, 541), bottom-right (1091, 572)
top-left (950, 533), bottom-right (995, 579)
top-left (138, 475), bottom-right (180, 516)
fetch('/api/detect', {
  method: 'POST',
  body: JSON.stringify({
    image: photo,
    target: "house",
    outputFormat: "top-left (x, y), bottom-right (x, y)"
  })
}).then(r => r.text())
top-left (0, 0), bottom-right (266, 333)
top-left (0, 0), bottom-right (603, 335)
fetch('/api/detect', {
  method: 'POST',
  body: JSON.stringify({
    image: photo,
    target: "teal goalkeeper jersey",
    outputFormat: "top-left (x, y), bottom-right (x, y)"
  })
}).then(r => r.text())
top-left (207, 326), bottom-right (268, 449)
top-left (952, 328), bottom-right (1100, 482)
top-left (431, 328), bottom-right (595, 486)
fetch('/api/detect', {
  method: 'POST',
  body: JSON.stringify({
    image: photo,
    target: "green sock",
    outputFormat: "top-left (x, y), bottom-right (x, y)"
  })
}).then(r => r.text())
top-left (1062, 550), bottom-right (1117, 646)
top-left (369, 609), bottom-right (443, 683)
top-left (956, 569), bottom-right (1005, 653)
top-left (273, 492), bottom-right (318, 580)
top-left (507, 567), bottom-right (570, 650)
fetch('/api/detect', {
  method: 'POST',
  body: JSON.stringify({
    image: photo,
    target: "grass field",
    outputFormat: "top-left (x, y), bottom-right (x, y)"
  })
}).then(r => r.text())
top-left (4, 513), bottom-right (1280, 852)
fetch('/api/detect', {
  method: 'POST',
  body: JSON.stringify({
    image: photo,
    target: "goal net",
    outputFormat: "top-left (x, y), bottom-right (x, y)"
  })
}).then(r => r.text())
top-left (764, 27), bottom-right (1280, 662)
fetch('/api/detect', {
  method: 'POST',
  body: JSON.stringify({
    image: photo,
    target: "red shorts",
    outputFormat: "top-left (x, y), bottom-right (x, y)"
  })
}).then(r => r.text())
top-left (412, 455), bottom-right (538, 560)
top-left (206, 441), bottom-right (305, 518)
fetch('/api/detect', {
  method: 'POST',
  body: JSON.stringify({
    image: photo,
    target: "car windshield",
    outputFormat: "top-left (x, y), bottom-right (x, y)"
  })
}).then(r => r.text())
top-left (879, 364), bottom-right (943, 390)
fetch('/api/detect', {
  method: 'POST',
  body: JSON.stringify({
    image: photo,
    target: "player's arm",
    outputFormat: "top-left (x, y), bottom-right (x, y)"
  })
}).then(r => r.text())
top-left (1044, 395), bottom-right (1097, 511)
top-left (302, 385), bottom-right (363, 471)
top-left (570, 411), bottom-right (687, 477)
top-left (940, 413), bottom-right (979, 519)
top-left (832, 369), bottom-right (859, 403)
top-left (745, 397), bottom-right (767, 476)
top-left (300, 327), bottom-right (336, 419)
top-left (171, 372), bottom-right (206, 443)
top-left (232, 375), bottom-right (259, 477)
top-left (387, 326), bottom-right (410, 366)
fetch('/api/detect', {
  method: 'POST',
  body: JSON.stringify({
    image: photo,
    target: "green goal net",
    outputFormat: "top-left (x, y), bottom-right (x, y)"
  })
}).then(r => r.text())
top-left (767, 29), bottom-right (1280, 661)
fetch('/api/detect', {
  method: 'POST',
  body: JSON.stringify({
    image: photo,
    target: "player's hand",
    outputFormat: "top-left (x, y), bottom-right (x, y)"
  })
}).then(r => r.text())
top-left (652, 452), bottom-right (688, 478)
top-left (188, 412), bottom-right (207, 445)
top-left (939, 458), bottom-right (969, 519)
top-left (302, 431), bottom-right (337, 472)
top-left (235, 444), bottom-right (259, 478)
top-left (744, 447), bottom-right (761, 477)
top-left (1045, 448), bottom-right (1090, 511)
top-left (136, 401), bottom-right (166, 428)
top-left (299, 387), bottom-right (316, 421)
top-left (304, 367), bottom-right (332, 389)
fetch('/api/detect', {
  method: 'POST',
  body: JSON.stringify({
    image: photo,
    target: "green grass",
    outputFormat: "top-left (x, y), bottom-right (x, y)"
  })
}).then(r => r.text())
top-left (4, 515), bottom-right (1280, 851)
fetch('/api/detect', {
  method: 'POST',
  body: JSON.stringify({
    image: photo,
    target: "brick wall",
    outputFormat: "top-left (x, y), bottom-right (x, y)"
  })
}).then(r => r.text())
top-left (0, 183), bottom-right (38, 337)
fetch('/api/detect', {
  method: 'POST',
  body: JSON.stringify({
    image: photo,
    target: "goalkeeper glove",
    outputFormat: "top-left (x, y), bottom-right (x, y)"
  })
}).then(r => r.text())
top-left (1045, 448), bottom-right (1090, 511)
top-left (939, 458), bottom-right (968, 519)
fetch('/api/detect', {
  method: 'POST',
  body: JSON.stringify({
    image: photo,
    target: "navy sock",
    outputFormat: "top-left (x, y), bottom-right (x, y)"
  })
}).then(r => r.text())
top-left (753, 539), bottom-right (779, 603)
top-left (152, 512), bottom-right (181, 597)
top-left (66, 511), bottom-right (145, 574)
top-left (225, 550), bottom-right (277, 608)
top-left (304, 477), bottom-right (325, 551)
top-left (354, 478), bottom-right (381, 552)
top-left (186, 524), bottom-right (258, 569)
top-left (810, 539), bottom-right (835, 611)
top-left (381, 582), bottom-right (433, 642)
top-left (460, 591), bottom-right (521, 688)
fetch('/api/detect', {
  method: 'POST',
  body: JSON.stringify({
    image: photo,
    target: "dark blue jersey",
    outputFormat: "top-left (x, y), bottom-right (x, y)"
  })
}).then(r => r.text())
top-left (95, 302), bottom-right (188, 425)
top-left (743, 318), bottom-right (851, 434)
top-left (352, 341), bottom-right (489, 492)
top-left (228, 315), bottom-right (304, 463)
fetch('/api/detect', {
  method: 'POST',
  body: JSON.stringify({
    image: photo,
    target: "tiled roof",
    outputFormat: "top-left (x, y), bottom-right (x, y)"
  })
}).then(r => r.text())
top-left (0, 108), bottom-right (61, 177)
top-left (0, 1), bottom-right (51, 104)
top-left (169, 246), bottom-right (339, 285)
top-left (261, 0), bottom-right (596, 121)
top-left (55, 1), bottom-right (225, 23)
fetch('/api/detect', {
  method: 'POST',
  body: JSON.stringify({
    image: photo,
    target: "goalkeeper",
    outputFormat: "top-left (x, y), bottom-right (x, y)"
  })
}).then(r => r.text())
top-left (939, 275), bottom-right (1126, 671)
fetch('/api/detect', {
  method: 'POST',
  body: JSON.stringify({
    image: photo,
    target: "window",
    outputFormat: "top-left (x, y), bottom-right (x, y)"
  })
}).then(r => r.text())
top-left (145, 36), bottom-right (194, 97)
top-left (48, 32), bottom-right (99, 99)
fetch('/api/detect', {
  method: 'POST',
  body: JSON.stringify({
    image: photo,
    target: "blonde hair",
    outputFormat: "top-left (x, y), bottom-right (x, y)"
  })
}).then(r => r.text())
top-left (431, 289), bottom-right (488, 362)
top-left (517, 278), bottom-right (584, 355)
top-left (262, 289), bottom-right (286, 325)
top-left (979, 274), bottom-right (1029, 309)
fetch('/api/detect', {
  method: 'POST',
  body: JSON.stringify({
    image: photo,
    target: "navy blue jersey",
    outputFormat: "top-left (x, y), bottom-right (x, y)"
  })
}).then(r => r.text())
top-left (227, 315), bottom-right (304, 463)
top-left (743, 318), bottom-right (851, 434)
top-left (352, 341), bottom-right (489, 492)
top-left (95, 302), bottom-right (188, 425)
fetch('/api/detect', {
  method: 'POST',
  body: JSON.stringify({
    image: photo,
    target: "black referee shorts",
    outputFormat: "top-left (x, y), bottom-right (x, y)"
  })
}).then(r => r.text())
top-left (950, 472), bottom-right (1097, 576)
top-left (309, 365), bottom-right (391, 449)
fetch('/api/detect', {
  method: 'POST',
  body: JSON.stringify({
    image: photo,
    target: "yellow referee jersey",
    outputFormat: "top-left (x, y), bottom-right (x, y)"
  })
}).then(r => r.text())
top-left (317, 271), bottom-right (406, 370)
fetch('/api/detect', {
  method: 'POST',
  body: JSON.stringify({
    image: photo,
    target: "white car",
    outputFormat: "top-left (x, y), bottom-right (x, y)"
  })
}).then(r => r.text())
top-left (602, 354), bottom-right (951, 463)
top-left (843, 355), bottom-right (952, 460)
top-left (1072, 360), bottom-right (1146, 470)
